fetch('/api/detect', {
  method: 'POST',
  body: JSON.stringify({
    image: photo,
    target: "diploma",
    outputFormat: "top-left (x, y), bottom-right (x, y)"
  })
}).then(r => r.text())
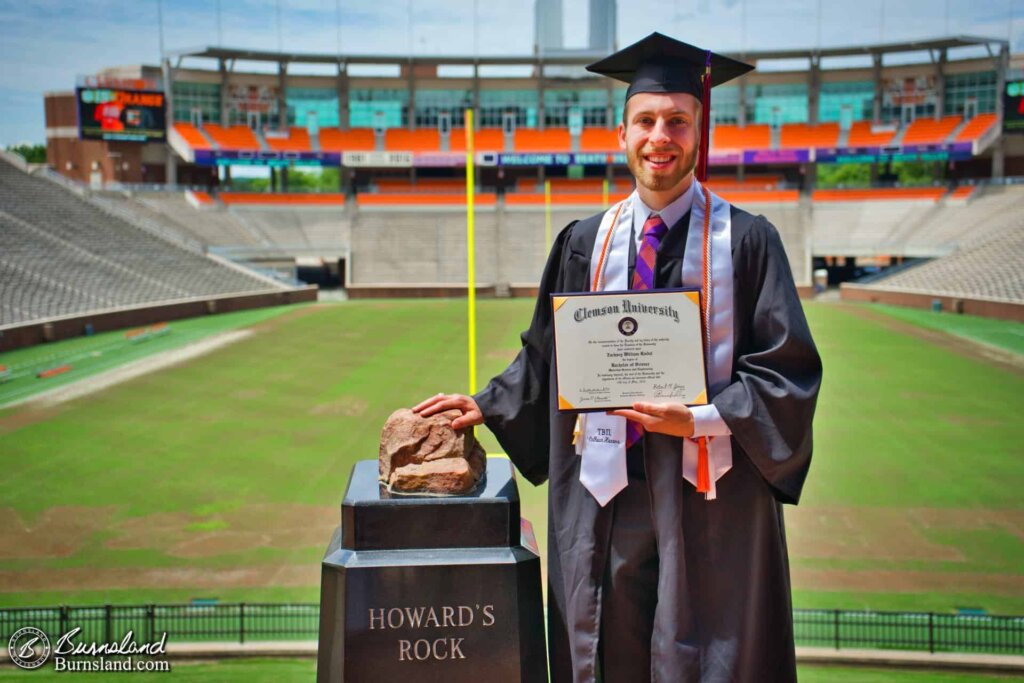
top-left (551, 289), bottom-right (708, 411)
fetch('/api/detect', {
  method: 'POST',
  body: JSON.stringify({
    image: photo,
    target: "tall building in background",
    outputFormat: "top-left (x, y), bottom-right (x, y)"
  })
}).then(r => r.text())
top-left (588, 0), bottom-right (617, 52)
top-left (534, 0), bottom-right (564, 56)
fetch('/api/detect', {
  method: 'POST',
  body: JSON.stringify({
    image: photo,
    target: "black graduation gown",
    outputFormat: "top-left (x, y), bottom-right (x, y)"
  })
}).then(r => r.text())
top-left (474, 205), bottom-right (822, 683)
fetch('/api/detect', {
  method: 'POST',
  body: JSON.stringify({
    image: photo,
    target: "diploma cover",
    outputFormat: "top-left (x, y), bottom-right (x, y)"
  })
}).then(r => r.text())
top-left (552, 289), bottom-right (708, 411)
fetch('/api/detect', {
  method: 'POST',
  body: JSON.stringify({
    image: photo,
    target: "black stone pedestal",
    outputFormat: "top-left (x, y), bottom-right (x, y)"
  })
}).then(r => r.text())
top-left (317, 458), bottom-right (547, 682)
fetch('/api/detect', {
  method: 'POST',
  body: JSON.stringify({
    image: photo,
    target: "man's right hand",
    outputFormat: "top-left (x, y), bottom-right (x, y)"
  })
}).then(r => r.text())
top-left (412, 393), bottom-right (484, 431)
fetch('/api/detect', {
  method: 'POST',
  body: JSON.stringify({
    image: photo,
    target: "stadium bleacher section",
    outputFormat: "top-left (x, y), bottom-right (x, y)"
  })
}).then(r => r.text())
top-left (859, 221), bottom-right (1024, 303)
top-left (0, 158), bottom-right (288, 327)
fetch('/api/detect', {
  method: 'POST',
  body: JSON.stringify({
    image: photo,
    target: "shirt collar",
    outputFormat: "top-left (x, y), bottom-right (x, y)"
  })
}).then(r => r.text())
top-left (632, 181), bottom-right (696, 243)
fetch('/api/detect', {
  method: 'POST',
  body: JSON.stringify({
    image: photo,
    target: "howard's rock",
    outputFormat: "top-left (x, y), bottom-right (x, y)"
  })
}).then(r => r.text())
top-left (379, 408), bottom-right (485, 494)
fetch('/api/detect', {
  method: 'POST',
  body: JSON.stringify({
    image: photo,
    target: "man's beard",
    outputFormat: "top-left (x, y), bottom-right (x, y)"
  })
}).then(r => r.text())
top-left (627, 143), bottom-right (699, 193)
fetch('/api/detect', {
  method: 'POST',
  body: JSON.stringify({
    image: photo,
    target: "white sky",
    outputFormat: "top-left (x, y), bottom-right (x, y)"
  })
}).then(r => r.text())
top-left (0, 0), bottom-right (1020, 146)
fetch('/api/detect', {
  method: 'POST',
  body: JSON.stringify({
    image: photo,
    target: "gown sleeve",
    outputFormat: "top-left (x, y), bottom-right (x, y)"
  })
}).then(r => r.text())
top-left (712, 215), bottom-right (823, 505)
top-left (472, 222), bottom-right (580, 486)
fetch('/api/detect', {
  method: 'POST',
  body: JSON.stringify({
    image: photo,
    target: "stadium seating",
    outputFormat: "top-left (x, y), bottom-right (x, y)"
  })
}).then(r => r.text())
top-left (173, 123), bottom-right (212, 150)
top-left (954, 113), bottom-right (998, 143)
top-left (356, 193), bottom-right (497, 206)
top-left (448, 128), bottom-right (505, 152)
top-left (867, 219), bottom-right (1024, 302)
top-left (779, 123), bottom-right (840, 149)
top-left (385, 129), bottom-right (440, 152)
top-left (713, 190), bottom-right (800, 204)
top-left (579, 128), bottom-right (619, 152)
top-left (99, 192), bottom-right (264, 247)
top-left (812, 187), bottom-right (946, 202)
top-left (374, 178), bottom-right (465, 193)
top-left (514, 128), bottom-right (572, 152)
top-left (946, 185), bottom-right (977, 200)
top-left (204, 124), bottom-right (261, 151)
top-left (711, 124), bottom-right (771, 152)
top-left (219, 192), bottom-right (345, 206)
top-left (706, 175), bottom-right (783, 191)
top-left (0, 158), bottom-right (282, 326)
top-left (846, 121), bottom-right (896, 147)
top-left (265, 127), bottom-right (311, 152)
top-left (900, 115), bottom-right (961, 146)
top-left (318, 128), bottom-right (376, 152)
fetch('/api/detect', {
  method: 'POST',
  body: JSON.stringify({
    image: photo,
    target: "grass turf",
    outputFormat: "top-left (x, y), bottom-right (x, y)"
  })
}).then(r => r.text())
top-left (869, 304), bottom-right (1024, 356)
top-left (0, 660), bottom-right (1019, 682)
top-left (0, 300), bottom-right (1021, 614)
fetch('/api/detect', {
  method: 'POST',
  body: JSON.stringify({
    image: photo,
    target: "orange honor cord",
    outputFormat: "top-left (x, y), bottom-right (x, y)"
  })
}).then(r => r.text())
top-left (591, 201), bottom-right (626, 292)
top-left (695, 184), bottom-right (713, 495)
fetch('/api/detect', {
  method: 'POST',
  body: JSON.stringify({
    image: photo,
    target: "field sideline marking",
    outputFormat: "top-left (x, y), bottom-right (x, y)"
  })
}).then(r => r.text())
top-left (0, 330), bottom-right (253, 410)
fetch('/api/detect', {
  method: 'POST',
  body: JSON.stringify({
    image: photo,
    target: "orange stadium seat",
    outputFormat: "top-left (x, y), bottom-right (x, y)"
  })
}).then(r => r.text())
top-left (204, 124), bottom-right (261, 151)
top-left (812, 187), bottom-right (945, 202)
top-left (173, 123), bottom-right (212, 150)
top-left (385, 129), bottom-right (441, 152)
top-left (579, 128), bottom-right (620, 152)
top-left (265, 127), bottom-right (311, 152)
top-left (713, 190), bottom-right (800, 204)
top-left (947, 185), bottom-right (977, 200)
top-left (219, 192), bottom-right (345, 206)
top-left (706, 175), bottom-right (783, 191)
top-left (515, 177), bottom-right (538, 193)
top-left (547, 178), bottom-right (605, 192)
top-left (319, 128), bottom-right (376, 152)
top-left (514, 128), bottom-right (571, 152)
top-left (374, 178), bottom-right (464, 193)
top-left (356, 193), bottom-right (497, 206)
top-left (846, 121), bottom-right (897, 147)
top-left (711, 124), bottom-right (771, 152)
top-left (954, 113), bottom-right (998, 143)
top-left (189, 190), bottom-right (215, 205)
top-left (779, 123), bottom-right (840, 149)
top-left (505, 192), bottom-right (628, 206)
top-left (900, 115), bottom-right (961, 146)
top-left (449, 128), bottom-right (505, 152)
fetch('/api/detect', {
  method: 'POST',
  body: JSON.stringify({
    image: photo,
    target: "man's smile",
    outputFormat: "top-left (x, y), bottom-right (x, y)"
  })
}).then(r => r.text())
top-left (642, 150), bottom-right (679, 170)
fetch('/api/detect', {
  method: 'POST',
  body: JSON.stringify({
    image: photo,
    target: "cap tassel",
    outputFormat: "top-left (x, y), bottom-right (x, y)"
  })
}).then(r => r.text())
top-left (696, 49), bottom-right (712, 184)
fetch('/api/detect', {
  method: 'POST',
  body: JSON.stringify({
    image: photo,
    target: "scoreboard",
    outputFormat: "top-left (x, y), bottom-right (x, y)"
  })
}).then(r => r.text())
top-left (76, 87), bottom-right (166, 142)
top-left (1005, 80), bottom-right (1024, 134)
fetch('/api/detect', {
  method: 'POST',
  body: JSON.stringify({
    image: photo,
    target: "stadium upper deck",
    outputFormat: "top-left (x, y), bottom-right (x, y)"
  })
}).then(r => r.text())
top-left (43, 35), bottom-right (1018, 187)
top-left (160, 37), bottom-right (1011, 173)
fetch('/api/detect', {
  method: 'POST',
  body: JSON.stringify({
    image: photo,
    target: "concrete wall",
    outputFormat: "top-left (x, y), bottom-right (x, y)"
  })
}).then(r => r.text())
top-left (0, 287), bottom-right (318, 352)
top-left (349, 204), bottom-right (812, 289)
top-left (840, 284), bottom-right (1024, 322)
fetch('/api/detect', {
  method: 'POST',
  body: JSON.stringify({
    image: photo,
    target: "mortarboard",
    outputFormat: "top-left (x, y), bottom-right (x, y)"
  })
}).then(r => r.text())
top-left (586, 32), bottom-right (755, 182)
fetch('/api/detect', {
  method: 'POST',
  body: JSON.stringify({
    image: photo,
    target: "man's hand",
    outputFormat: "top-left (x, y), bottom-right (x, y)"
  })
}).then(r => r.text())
top-left (607, 402), bottom-right (695, 438)
top-left (412, 393), bottom-right (484, 431)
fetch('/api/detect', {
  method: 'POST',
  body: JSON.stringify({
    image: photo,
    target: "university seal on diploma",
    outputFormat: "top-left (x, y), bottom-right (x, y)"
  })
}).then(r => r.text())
top-left (552, 289), bottom-right (708, 411)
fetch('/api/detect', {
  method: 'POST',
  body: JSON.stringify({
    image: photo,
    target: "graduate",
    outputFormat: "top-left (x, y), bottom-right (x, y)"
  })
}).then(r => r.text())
top-left (415, 32), bottom-right (822, 683)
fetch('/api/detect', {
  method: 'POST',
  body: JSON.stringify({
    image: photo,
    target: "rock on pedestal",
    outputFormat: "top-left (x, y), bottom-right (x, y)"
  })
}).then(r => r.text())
top-left (317, 458), bottom-right (547, 682)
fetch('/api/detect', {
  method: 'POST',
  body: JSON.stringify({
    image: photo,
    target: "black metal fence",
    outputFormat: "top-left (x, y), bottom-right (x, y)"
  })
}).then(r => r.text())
top-left (1, 604), bottom-right (1021, 655)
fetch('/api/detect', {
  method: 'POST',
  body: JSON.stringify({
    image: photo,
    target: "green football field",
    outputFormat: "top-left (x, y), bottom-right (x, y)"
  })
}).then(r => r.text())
top-left (0, 300), bottom-right (1022, 614)
top-left (0, 659), bottom-right (1020, 683)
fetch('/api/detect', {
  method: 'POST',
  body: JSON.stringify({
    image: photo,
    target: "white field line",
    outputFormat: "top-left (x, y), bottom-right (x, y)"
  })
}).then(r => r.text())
top-left (1, 330), bottom-right (253, 410)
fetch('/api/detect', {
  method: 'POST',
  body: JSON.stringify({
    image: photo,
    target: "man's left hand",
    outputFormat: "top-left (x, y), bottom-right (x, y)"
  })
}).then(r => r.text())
top-left (607, 402), bottom-right (695, 438)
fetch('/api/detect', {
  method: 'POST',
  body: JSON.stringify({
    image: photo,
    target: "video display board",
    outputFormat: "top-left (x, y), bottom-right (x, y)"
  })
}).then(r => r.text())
top-left (76, 88), bottom-right (166, 142)
top-left (1004, 80), bottom-right (1024, 134)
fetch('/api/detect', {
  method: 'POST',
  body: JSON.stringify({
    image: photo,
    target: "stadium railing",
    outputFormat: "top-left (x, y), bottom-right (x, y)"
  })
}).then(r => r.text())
top-left (1, 604), bottom-right (1019, 654)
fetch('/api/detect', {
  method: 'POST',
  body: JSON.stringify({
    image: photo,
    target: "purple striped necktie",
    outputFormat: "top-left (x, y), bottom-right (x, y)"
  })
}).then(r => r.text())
top-left (625, 213), bottom-right (669, 448)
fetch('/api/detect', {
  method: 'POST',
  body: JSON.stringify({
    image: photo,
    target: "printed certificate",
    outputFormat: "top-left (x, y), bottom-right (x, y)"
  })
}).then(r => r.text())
top-left (552, 290), bottom-right (708, 411)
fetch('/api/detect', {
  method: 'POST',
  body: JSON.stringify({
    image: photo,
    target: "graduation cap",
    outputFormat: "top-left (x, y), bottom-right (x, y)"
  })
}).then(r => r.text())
top-left (586, 32), bottom-right (754, 182)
